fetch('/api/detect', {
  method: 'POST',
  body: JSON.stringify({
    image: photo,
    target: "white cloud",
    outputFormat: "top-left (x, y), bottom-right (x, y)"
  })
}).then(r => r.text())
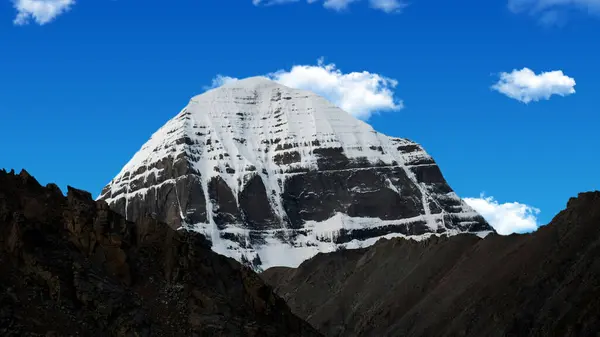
top-left (369, 0), bottom-right (407, 13)
top-left (12, 0), bottom-right (75, 25)
top-left (253, 0), bottom-right (406, 13)
top-left (208, 59), bottom-right (402, 119)
top-left (322, 0), bottom-right (360, 11)
top-left (508, 0), bottom-right (600, 22)
top-left (492, 68), bottom-right (576, 103)
top-left (464, 194), bottom-right (541, 235)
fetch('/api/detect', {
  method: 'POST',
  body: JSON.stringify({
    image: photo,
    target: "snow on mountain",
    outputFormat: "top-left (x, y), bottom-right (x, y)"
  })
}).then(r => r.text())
top-left (99, 77), bottom-right (493, 270)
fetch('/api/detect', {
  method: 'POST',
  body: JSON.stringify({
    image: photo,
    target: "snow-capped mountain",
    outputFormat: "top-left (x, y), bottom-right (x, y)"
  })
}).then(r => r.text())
top-left (98, 77), bottom-right (493, 270)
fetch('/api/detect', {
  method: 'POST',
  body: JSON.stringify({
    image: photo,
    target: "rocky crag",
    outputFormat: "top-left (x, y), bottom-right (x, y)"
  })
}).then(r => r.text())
top-left (263, 191), bottom-right (600, 337)
top-left (0, 169), bottom-right (321, 337)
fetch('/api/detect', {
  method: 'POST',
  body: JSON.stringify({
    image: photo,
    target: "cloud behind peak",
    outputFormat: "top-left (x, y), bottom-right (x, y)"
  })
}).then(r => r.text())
top-left (208, 59), bottom-right (403, 120)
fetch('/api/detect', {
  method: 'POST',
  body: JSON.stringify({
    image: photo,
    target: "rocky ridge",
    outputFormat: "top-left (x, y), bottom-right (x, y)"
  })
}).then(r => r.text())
top-left (262, 191), bottom-right (600, 337)
top-left (0, 168), bottom-right (321, 337)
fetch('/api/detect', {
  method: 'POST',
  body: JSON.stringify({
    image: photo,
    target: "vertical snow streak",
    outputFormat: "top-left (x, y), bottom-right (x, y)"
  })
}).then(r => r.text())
top-left (378, 132), bottom-right (437, 230)
top-left (173, 176), bottom-right (185, 223)
top-left (201, 176), bottom-right (219, 249)
top-left (124, 181), bottom-right (130, 221)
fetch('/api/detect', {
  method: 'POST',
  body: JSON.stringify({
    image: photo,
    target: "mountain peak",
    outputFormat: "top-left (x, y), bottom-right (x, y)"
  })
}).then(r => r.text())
top-left (221, 76), bottom-right (280, 89)
top-left (198, 76), bottom-right (289, 99)
top-left (99, 85), bottom-right (493, 270)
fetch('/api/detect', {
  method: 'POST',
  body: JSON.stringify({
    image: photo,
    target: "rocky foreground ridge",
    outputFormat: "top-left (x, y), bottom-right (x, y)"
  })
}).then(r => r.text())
top-left (0, 169), bottom-right (321, 337)
top-left (98, 77), bottom-right (493, 270)
top-left (263, 191), bottom-right (600, 337)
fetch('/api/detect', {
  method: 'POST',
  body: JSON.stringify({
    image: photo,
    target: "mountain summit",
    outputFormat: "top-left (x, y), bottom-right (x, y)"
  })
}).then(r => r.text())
top-left (98, 77), bottom-right (493, 270)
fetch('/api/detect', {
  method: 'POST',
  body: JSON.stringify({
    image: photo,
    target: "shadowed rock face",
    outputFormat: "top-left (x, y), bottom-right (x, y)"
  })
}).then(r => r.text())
top-left (281, 167), bottom-right (424, 228)
top-left (98, 78), bottom-right (493, 270)
top-left (0, 169), bottom-right (321, 337)
top-left (262, 191), bottom-right (600, 337)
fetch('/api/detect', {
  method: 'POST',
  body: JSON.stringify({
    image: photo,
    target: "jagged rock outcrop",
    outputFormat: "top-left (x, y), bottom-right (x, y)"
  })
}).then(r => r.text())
top-left (262, 191), bottom-right (600, 337)
top-left (0, 168), bottom-right (321, 337)
top-left (98, 77), bottom-right (493, 270)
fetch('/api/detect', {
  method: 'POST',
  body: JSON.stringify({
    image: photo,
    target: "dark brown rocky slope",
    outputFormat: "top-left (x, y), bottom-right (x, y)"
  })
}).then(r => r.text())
top-left (0, 169), bottom-right (321, 337)
top-left (262, 191), bottom-right (600, 337)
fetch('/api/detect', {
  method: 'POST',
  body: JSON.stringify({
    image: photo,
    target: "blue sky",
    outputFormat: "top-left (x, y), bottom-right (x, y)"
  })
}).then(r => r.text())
top-left (1, 0), bottom-right (599, 233)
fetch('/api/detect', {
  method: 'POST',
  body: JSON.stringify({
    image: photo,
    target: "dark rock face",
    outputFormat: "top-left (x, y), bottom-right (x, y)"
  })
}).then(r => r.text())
top-left (102, 155), bottom-right (208, 230)
top-left (209, 176), bottom-right (242, 229)
top-left (101, 151), bottom-right (447, 230)
top-left (0, 169), bottom-right (321, 337)
top-left (238, 174), bottom-right (280, 230)
top-left (262, 191), bottom-right (600, 337)
top-left (282, 167), bottom-right (424, 228)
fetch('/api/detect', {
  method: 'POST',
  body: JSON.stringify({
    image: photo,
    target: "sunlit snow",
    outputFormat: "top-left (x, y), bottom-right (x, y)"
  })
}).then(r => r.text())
top-left (100, 77), bottom-right (488, 270)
